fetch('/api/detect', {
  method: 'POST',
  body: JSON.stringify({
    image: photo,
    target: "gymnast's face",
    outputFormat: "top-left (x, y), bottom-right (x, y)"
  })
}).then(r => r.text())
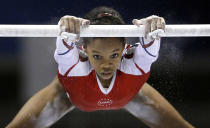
top-left (85, 38), bottom-right (124, 80)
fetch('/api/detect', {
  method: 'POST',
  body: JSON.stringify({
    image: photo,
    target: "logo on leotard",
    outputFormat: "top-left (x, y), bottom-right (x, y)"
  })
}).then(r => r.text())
top-left (97, 98), bottom-right (113, 107)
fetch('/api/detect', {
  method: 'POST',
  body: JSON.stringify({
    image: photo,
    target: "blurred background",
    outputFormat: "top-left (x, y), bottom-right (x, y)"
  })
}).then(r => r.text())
top-left (0, 0), bottom-right (210, 127)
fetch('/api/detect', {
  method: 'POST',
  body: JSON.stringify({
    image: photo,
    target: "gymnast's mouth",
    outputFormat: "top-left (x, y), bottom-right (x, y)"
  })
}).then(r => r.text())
top-left (99, 71), bottom-right (113, 79)
top-left (101, 72), bottom-right (112, 75)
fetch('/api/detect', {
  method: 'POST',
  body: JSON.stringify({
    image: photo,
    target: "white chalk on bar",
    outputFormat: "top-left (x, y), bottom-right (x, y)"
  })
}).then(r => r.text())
top-left (0, 25), bottom-right (210, 37)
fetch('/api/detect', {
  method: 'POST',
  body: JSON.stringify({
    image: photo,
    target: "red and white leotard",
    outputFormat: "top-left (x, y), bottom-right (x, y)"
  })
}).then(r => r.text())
top-left (54, 37), bottom-right (160, 112)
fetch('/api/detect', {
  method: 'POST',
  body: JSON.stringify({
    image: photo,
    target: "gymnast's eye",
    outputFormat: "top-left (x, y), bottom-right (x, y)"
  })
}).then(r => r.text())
top-left (93, 55), bottom-right (102, 60)
top-left (111, 53), bottom-right (119, 59)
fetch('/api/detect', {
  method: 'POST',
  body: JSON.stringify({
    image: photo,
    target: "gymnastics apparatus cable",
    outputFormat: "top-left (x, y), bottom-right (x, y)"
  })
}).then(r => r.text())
top-left (0, 25), bottom-right (210, 37)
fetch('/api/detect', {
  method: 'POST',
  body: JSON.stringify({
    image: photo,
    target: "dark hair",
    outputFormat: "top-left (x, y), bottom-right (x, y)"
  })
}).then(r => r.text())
top-left (82, 6), bottom-right (125, 48)
top-left (84, 6), bottom-right (125, 25)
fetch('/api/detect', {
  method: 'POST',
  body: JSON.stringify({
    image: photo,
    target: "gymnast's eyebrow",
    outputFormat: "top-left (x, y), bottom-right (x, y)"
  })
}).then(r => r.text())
top-left (92, 49), bottom-right (120, 53)
top-left (111, 49), bottom-right (120, 52)
top-left (92, 50), bottom-right (100, 53)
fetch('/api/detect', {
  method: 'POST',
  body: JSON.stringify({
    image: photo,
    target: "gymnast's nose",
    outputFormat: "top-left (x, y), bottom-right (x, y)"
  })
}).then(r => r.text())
top-left (100, 60), bottom-right (114, 70)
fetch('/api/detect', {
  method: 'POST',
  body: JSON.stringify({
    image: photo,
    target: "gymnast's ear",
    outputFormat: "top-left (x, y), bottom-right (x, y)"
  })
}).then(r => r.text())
top-left (82, 43), bottom-right (87, 52)
top-left (84, 49), bottom-right (88, 54)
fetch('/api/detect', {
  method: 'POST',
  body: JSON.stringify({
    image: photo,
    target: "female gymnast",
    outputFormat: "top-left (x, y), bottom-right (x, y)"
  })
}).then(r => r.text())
top-left (6, 6), bottom-right (194, 128)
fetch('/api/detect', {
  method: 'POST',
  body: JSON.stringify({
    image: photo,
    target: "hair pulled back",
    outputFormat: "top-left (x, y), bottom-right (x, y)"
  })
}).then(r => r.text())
top-left (83, 6), bottom-right (125, 48)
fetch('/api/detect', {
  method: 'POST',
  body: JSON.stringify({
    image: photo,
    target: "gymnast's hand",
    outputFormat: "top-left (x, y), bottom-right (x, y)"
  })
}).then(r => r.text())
top-left (132, 15), bottom-right (166, 40)
top-left (58, 15), bottom-right (90, 42)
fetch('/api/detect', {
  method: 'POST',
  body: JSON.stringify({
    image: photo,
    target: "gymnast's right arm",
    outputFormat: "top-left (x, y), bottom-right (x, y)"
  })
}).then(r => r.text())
top-left (6, 77), bottom-right (73, 128)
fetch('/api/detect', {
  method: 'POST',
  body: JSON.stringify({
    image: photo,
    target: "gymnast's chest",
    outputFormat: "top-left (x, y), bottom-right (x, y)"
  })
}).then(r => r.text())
top-left (60, 71), bottom-right (145, 111)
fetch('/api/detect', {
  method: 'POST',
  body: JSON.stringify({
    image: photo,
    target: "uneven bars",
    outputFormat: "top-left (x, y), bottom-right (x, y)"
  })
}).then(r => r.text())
top-left (0, 25), bottom-right (210, 37)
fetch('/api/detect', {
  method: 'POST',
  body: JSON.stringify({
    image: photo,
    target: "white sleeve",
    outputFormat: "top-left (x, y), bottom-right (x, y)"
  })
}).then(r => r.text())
top-left (54, 36), bottom-right (79, 75)
top-left (133, 37), bottom-right (160, 73)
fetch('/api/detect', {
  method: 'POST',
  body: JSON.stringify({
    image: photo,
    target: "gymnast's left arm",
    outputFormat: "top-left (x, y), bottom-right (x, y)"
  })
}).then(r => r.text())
top-left (132, 15), bottom-right (165, 73)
